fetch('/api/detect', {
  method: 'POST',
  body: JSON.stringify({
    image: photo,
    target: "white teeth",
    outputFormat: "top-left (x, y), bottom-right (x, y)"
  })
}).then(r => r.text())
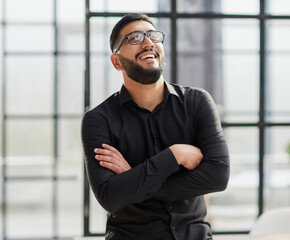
top-left (140, 54), bottom-right (155, 59)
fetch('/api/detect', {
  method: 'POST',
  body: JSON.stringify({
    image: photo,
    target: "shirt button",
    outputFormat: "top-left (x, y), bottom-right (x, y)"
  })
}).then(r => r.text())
top-left (172, 226), bottom-right (176, 231)
top-left (168, 205), bottom-right (173, 210)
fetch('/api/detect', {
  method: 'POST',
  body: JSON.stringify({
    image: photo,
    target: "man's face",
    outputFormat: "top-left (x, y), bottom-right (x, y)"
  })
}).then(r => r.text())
top-left (113, 21), bottom-right (165, 85)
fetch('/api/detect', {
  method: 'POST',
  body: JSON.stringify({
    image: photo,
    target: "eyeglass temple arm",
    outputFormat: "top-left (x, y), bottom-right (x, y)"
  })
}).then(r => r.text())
top-left (113, 37), bottom-right (127, 54)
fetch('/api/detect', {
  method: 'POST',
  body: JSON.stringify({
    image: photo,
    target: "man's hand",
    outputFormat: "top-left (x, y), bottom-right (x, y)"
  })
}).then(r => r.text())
top-left (94, 144), bottom-right (131, 174)
top-left (169, 144), bottom-right (203, 170)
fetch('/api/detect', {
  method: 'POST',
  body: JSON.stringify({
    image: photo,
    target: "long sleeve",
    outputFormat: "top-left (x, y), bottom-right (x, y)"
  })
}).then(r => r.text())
top-left (151, 89), bottom-right (230, 201)
top-left (81, 109), bottom-right (180, 213)
top-left (81, 83), bottom-right (227, 240)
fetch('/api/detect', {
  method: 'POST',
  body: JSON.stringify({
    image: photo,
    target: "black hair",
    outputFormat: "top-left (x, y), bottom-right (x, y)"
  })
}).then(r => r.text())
top-left (109, 13), bottom-right (155, 52)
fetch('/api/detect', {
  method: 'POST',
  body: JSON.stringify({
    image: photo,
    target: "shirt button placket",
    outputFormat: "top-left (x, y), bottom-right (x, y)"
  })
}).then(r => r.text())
top-left (149, 114), bottom-right (159, 153)
top-left (149, 116), bottom-right (156, 139)
top-left (167, 204), bottom-right (177, 235)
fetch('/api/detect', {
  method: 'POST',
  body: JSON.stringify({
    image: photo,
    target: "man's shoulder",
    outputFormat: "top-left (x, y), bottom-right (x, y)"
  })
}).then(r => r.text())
top-left (168, 82), bottom-right (209, 99)
top-left (97, 91), bottom-right (120, 110)
top-left (83, 91), bottom-right (121, 120)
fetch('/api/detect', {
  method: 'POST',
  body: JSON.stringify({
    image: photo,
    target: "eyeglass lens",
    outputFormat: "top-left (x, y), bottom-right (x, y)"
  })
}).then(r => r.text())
top-left (127, 31), bottom-right (163, 45)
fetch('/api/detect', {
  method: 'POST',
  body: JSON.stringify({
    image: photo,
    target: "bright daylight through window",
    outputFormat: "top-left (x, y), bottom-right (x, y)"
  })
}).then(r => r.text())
top-left (0, 0), bottom-right (290, 239)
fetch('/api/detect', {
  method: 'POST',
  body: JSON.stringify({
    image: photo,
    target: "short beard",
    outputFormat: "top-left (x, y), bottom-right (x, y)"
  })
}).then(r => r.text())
top-left (118, 54), bottom-right (164, 85)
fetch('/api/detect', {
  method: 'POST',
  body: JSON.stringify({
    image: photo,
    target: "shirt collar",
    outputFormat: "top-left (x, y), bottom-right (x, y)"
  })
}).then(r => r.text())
top-left (119, 84), bottom-right (132, 105)
top-left (118, 80), bottom-right (179, 106)
top-left (164, 80), bottom-right (179, 98)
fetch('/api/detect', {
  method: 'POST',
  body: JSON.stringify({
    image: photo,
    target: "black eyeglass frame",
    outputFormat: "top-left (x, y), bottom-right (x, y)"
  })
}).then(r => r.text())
top-left (113, 30), bottom-right (165, 54)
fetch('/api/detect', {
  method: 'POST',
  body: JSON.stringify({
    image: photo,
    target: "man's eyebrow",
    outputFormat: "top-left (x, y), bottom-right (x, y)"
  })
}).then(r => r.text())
top-left (127, 29), bottom-right (156, 34)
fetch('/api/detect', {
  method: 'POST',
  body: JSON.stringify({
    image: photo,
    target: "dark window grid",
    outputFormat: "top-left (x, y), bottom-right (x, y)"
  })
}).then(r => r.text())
top-left (4, 176), bottom-right (78, 181)
top-left (84, 0), bottom-right (290, 237)
top-left (0, 1), bottom-right (83, 240)
top-left (3, 115), bottom-right (82, 120)
top-left (3, 52), bottom-right (85, 56)
top-left (1, 0), bottom-right (8, 238)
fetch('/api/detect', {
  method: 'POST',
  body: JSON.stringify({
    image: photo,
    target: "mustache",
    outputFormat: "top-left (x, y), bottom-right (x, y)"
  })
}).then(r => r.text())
top-left (135, 49), bottom-right (160, 61)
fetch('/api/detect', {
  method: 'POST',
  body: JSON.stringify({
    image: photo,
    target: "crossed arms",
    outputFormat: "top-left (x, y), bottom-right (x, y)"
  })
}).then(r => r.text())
top-left (94, 143), bottom-right (203, 175)
top-left (81, 90), bottom-right (230, 213)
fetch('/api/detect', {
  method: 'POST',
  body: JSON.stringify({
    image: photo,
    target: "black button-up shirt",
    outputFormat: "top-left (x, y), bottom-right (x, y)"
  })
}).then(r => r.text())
top-left (81, 81), bottom-right (230, 240)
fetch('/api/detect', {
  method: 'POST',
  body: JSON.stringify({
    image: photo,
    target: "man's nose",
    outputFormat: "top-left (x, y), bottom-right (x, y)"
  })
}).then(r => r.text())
top-left (141, 34), bottom-right (154, 48)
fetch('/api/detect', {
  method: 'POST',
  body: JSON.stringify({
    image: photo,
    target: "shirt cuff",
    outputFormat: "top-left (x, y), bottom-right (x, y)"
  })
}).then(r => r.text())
top-left (149, 147), bottom-right (180, 179)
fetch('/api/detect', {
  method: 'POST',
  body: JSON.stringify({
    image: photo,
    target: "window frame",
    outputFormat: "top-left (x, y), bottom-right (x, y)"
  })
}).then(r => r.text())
top-left (84, 0), bottom-right (290, 237)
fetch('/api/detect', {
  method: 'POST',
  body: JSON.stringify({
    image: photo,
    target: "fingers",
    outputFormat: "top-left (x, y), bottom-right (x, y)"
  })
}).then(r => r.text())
top-left (101, 144), bottom-right (123, 158)
top-left (95, 153), bottom-right (117, 164)
top-left (95, 151), bottom-right (122, 174)
top-left (94, 143), bottom-right (132, 174)
top-left (99, 161), bottom-right (123, 175)
top-left (94, 147), bottom-right (119, 161)
top-left (94, 144), bottom-right (123, 159)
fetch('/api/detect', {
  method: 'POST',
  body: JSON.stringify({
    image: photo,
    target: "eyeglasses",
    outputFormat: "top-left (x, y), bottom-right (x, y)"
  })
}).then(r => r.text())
top-left (113, 30), bottom-right (165, 54)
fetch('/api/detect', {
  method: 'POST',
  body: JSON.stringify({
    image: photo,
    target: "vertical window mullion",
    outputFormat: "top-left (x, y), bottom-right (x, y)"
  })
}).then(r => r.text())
top-left (84, 0), bottom-right (91, 236)
top-left (171, 0), bottom-right (177, 84)
top-left (258, 0), bottom-right (266, 217)
top-left (53, 0), bottom-right (58, 237)
top-left (1, 0), bottom-right (7, 239)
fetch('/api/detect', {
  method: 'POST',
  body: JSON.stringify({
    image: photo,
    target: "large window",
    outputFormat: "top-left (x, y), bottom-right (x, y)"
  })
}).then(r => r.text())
top-left (1, 0), bottom-right (84, 239)
top-left (0, 0), bottom-right (290, 239)
top-left (84, 0), bottom-right (290, 237)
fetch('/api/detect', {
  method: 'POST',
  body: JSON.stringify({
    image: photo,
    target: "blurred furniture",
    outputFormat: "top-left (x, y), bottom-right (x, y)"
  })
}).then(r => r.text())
top-left (249, 207), bottom-right (290, 237)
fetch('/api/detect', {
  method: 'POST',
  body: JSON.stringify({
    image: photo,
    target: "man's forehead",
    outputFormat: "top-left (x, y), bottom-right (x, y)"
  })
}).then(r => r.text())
top-left (121, 20), bottom-right (156, 35)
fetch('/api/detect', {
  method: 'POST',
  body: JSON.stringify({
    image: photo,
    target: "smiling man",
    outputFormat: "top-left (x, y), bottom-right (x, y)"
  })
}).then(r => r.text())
top-left (81, 13), bottom-right (230, 240)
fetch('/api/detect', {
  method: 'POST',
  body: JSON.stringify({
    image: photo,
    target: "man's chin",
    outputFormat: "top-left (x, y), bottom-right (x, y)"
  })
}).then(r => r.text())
top-left (139, 61), bottom-right (159, 69)
top-left (119, 54), bottom-right (163, 85)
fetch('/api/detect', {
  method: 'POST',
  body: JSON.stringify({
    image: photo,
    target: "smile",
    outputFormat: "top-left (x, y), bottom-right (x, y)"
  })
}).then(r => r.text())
top-left (136, 49), bottom-right (159, 61)
top-left (140, 54), bottom-right (156, 60)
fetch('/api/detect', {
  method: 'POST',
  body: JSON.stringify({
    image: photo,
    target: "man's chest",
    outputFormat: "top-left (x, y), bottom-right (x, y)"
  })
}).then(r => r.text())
top-left (109, 105), bottom-right (197, 166)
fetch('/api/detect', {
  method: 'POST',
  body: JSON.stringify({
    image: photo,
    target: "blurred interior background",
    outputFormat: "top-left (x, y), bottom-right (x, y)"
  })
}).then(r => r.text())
top-left (0, 0), bottom-right (290, 239)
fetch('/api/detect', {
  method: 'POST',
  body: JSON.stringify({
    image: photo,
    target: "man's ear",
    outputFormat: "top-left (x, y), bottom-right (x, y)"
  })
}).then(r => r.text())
top-left (110, 54), bottom-right (122, 71)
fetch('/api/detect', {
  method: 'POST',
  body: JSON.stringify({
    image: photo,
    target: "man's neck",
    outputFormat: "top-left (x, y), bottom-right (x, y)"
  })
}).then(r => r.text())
top-left (124, 77), bottom-right (165, 112)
